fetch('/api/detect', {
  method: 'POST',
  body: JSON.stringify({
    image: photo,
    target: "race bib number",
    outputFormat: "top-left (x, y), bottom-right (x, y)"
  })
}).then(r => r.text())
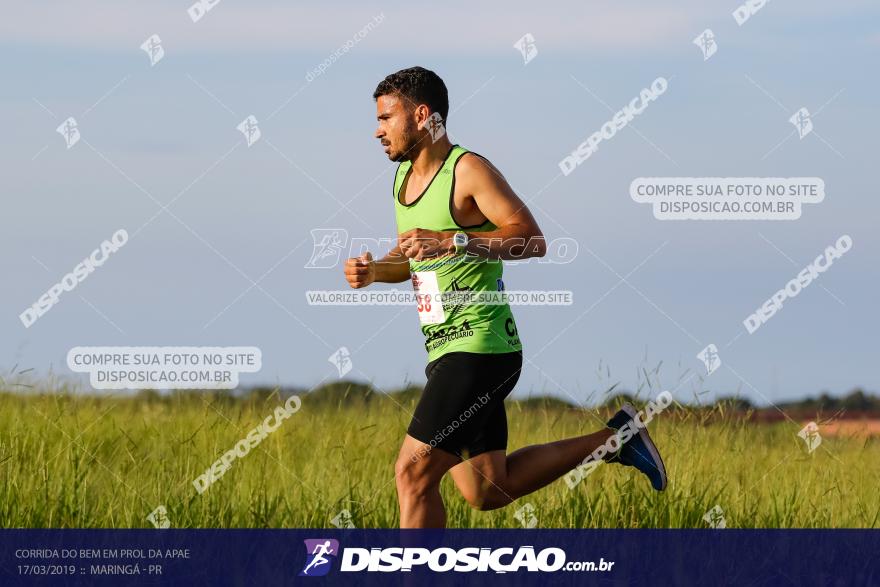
top-left (411, 271), bottom-right (446, 325)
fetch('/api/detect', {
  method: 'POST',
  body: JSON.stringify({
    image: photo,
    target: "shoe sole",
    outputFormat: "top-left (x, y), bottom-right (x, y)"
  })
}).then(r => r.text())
top-left (621, 403), bottom-right (668, 491)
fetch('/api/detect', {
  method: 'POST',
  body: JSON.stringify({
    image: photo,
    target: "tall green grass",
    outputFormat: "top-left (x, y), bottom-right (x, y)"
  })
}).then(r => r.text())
top-left (0, 387), bottom-right (877, 528)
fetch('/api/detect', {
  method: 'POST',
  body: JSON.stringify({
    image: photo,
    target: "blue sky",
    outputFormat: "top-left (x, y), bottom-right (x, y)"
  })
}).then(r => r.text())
top-left (2, 1), bottom-right (878, 406)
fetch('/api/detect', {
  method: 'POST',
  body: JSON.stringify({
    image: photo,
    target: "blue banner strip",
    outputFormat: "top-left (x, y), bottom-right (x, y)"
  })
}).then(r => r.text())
top-left (1, 529), bottom-right (877, 585)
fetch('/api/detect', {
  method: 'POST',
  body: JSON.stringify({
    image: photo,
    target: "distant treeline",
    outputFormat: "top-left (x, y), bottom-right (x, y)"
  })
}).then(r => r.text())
top-left (4, 379), bottom-right (876, 417)
top-left (119, 383), bottom-right (880, 416)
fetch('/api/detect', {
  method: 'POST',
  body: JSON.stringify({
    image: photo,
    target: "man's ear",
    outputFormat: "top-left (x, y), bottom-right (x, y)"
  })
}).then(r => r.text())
top-left (414, 104), bottom-right (430, 129)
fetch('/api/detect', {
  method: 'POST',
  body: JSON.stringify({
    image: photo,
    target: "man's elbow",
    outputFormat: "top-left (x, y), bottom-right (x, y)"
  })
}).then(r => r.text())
top-left (503, 223), bottom-right (546, 259)
top-left (527, 231), bottom-right (547, 258)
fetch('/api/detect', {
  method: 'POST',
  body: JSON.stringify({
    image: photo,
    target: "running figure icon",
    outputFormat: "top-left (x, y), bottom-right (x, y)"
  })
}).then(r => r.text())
top-left (301, 540), bottom-right (335, 575)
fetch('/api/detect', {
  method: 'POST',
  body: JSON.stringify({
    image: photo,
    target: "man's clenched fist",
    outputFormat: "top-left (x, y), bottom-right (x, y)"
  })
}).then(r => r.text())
top-left (344, 251), bottom-right (375, 289)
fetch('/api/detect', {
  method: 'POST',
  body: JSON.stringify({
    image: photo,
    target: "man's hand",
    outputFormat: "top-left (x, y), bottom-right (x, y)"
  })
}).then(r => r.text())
top-left (344, 251), bottom-right (375, 289)
top-left (398, 228), bottom-right (454, 261)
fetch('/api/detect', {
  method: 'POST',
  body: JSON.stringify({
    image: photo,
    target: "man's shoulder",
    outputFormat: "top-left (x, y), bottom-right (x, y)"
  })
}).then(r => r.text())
top-left (455, 149), bottom-right (487, 170)
top-left (454, 149), bottom-right (505, 184)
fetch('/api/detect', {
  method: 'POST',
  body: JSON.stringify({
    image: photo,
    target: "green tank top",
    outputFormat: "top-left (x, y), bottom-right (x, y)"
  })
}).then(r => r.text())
top-left (393, 144), bottom-right (522, 362)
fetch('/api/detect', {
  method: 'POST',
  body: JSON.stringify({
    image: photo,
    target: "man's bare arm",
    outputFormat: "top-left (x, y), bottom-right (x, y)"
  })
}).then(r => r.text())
top-left (344, 245), bottom-right (410, 288)
top-left (374, 244), bottom-right (411, 283)
top-left (398, 154), bottom-right (547, 261)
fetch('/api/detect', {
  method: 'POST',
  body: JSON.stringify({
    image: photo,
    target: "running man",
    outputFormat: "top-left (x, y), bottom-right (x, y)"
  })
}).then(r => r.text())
top-left (344, 67), bottom-right (667, 528)
top-left (302, 541), bottom-right (334, 575)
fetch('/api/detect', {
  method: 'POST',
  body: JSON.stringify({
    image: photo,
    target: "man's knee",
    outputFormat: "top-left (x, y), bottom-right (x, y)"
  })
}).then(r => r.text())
top-left (394, 453), bottom-right (438, 499)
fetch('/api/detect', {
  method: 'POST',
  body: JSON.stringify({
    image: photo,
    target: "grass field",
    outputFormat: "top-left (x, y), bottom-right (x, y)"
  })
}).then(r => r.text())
top-left (1, 384), bottom-right (878, 529)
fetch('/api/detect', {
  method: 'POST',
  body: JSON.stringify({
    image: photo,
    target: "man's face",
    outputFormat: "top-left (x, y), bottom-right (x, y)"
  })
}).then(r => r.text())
top-left (374, 94), bottom-right (419, 162)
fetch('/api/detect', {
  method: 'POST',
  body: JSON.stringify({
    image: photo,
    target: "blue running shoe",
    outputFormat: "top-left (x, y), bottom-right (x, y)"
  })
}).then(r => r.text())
top-left (605, 403), bottom-right (668, 491)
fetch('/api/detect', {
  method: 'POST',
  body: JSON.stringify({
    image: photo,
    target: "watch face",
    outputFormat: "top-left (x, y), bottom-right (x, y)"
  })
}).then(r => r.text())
top-left (454, 233), bottom-right (467, 246)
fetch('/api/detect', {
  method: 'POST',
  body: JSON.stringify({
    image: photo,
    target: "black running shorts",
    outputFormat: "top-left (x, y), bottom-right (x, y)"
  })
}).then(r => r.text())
top-left (407, 350), bottom-right (523, 459)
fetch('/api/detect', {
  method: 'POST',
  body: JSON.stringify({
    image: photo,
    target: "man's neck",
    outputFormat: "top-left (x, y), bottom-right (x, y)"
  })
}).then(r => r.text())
top-left (409, 138), bottom-right (454, 177)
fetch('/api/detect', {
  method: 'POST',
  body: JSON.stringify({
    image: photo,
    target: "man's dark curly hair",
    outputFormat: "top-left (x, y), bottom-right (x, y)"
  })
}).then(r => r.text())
top-left (373, 66), bottom-right (449, 123)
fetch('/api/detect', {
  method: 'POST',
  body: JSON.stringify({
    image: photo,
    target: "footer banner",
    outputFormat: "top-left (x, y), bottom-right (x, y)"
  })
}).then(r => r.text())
top-left (1, 529), bottom-right (877, 585)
